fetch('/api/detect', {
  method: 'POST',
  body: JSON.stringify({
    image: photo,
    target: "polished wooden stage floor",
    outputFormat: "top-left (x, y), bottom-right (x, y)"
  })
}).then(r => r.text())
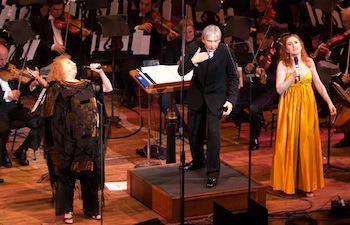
top-left (1, 92), bottom-right (350, 225)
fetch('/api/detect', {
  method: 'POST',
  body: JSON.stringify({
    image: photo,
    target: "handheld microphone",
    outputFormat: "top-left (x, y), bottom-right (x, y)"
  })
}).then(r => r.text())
top-left (82, 65), bottom-right (102, 70)
top-left (294, 57), bottom-right (300, 81)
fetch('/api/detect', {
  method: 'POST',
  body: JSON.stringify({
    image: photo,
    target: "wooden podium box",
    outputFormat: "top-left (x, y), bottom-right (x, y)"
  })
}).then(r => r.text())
top-left (127, 163), bottom-right (266, 222)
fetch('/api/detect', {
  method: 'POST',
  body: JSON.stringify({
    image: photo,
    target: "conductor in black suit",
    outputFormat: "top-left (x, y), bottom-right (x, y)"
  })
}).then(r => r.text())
top-left (179, 25), bottom-right (239, 188)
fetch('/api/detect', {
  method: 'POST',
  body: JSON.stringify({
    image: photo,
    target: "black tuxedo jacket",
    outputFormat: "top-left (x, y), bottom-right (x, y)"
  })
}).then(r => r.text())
top-left (34, 14), bottom-right (81, 68)
top-left (180, 41), bottom-right (239, 115)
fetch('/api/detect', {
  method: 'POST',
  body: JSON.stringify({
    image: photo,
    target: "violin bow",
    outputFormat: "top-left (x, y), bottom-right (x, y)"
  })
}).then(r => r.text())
top-left (18, 39), bottom-right (33, 90)
top-left (63, 0), bottom-right (74, 48)
top-left (346, 36), bottom-right (350, 75)
top-left (251, 24), bottom-right (272, 68)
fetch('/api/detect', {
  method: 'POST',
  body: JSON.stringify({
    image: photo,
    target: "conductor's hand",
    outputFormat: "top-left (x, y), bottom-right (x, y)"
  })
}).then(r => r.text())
top-left (222, 101), bottom-right (233, 116)
top-left (8, 90), bottom-right (20, 101)
top-left (191, 48), bottom-right (210, 65)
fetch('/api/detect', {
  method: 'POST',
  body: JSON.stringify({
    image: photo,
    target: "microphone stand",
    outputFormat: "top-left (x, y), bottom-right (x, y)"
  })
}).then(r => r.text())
top-left (180, 0), bottom-right (185, 224)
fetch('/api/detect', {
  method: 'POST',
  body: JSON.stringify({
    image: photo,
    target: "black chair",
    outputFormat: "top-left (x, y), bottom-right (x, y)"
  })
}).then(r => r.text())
top-left (237, 107), bottom-right (278, 147)
top-left (8, 120), bottom-right (36, 159)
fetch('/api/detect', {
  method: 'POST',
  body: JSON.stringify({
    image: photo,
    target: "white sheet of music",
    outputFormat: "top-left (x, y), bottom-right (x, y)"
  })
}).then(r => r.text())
top-left (141, 65), bottom-right (193, 84)
top-left (22, 37), bottom-right (40, 61)
top-left (131, 30), bottom-right (150, 55)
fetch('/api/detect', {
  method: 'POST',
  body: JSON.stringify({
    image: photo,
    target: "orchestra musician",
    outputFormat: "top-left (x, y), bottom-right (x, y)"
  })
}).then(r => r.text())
top-left (226, 24), bottom-right (281, 150)
top-left (158, 18), bottom-right (196, 136)
top-left (245, 0), bottom-right (277, 30)
top-left (32, 0), bottom-right (91, 70)
top-left (315, 6), bottom-right (350, 148)
top-left (120, 0), bottom-right (178, 108)
top-left (0, 44), bottom-right (46, 172)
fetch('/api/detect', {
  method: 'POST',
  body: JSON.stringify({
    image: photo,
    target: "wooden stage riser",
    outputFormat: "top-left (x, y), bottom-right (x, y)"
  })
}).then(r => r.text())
top-left (127, 170), bottom-right (266, 222)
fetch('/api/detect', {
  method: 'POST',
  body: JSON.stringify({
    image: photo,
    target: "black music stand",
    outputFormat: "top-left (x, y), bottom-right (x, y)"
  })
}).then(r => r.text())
top-left (98, 15), bottom-right (130, 127)
top-left (313, 0), bottom-right (340, 40)
top-left (85, 0), bottom-right (110, 10)
top-left (4, 19), bottom-right (35, 88)
top-left (223, 16), bottom-right (268, 224)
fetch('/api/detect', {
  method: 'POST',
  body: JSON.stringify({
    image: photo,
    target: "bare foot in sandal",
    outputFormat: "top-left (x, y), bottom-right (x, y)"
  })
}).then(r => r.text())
top-left (64, 212), bottom-right (73, 224)
top-left (306, 192), bottom-right (314, 198)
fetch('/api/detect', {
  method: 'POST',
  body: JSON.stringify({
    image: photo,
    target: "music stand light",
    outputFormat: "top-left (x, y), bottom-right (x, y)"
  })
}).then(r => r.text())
top-left (98, 15), bottom-right (130, 126)
top-left (4, 19), bottom-right (35, 46)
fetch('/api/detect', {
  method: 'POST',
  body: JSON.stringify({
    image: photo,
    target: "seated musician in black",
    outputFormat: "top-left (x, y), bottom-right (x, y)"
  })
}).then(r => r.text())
top-left (316, 6), bottom-right (350, 148)
top-left (0, 44), bottom-right (46, 170)
top-left (120, 0), bottom-right (178, 108)
top-left (227, 25), bottom-right (280, 150)
top-left (159, 18), bottom-right (195, 136)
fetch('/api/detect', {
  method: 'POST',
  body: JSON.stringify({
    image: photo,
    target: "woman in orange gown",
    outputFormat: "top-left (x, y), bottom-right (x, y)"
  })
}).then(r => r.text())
top-left (270, 34), bottom-right (337, 197)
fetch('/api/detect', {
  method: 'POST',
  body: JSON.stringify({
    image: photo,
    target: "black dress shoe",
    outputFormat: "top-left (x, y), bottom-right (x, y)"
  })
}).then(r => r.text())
top-left (0, 178), bottom-right (3, 183)
top-left (206, 177), bottom-right (218, 188)
top-left (333, 139), bottom-right (350, 148)
top-left (14, 147), bottom-right (29, 166)
top-left (180, 162), bottom-right (205, 171)
top-left (251, 139), bottom-right (260, 150)
top-left (1, 155), bottom-right (12, 168)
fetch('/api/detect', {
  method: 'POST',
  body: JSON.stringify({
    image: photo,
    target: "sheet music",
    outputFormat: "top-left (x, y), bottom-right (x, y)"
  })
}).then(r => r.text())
top-left (22, 37), bottom-right (40, 61)
top-left (140, 65), bottom-right (193, 84)
top-left (131, 30), bottom-right (150, 55)
top-left (31, 88), bottom-right (47, 113)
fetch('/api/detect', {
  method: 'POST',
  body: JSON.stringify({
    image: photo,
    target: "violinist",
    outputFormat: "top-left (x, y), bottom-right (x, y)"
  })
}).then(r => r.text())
top-left (33, 0), bottom-right (90, 70)
top-left (0, 44), bottom-right (46, 172)
top-left (245, 0), bottom-right (277, 30)
top-left (158, 18), bottom-right (196, 136)
top-left (317, 6), bottom-right (350, 148)
top-left (226, 25), bottom-right (280, 150)
top-left (120, 0), bottom-right (176, 108)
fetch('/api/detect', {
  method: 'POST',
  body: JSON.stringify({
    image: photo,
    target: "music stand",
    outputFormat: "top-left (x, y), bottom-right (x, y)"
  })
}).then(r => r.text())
top-left (85, 0), bottom-right (110, 10)
top-left (4, 19), bottom-right (35, 88)
top-left (313, 0), bottom-right (339, 40)
top-left (224, 16), bottom-right (268, 217)
top-left (98, 15), bottom-right (130, 127)
top-left (195, 0), bottom-right (221, 13)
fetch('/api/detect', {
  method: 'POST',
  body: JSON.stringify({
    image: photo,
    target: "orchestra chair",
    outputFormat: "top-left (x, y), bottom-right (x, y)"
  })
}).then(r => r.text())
top-left (8, 120), bottom-right (35, 159)
top-left (237, 106), bottom-right (278, 148)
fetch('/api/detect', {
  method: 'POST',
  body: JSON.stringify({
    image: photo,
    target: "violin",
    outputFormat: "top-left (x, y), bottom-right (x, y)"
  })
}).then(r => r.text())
top-left (142, 10), bottom-right (178, 36)
top-left (311, 29), bottom-right (350, 59)
top-left (54, 12), bottom-right (91, 36)
top-left (0, 63), bottom-right (33, 84)
top-left (259, 46), bottom-right (276, 70)
top-left (256, 1), bottom-right (276, 26)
